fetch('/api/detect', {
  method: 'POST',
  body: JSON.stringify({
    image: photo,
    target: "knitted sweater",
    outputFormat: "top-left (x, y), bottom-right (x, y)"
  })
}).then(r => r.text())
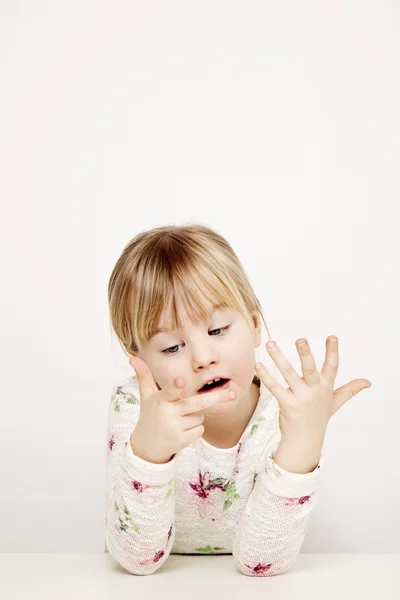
top-left (105, 374), bottom-right (325, 576)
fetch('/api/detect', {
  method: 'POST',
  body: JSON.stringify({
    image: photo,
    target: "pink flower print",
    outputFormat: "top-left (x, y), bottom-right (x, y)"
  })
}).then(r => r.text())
top-left (188, 470), bottom-right (227, 520)
top-left (189, 470), bottom-right (225, 499)
top-left (284, 495), bottom-right (311, 506)
top-left (108, 434), bottom-right (115, 451)
top-left (299, 495), bottom-right (311, 504)
top-left (139, 550), bottom-right (165, 566)
top-left (245, 561), bottom-right (274, 576)
top-left (188, 470), bottom-right (240, 519)
top-left (154, 550), bottom-right (165, 563)
top-left (130, 479), bottom-right (151, 493)
top-left (237, 441), bottom-right (243, 456)
top-left (186, 485), bottom-right (225, 520)
top-left (167, 525), bottom-right (172, 542)
top-left (139, 525), bottom-right (173, 565)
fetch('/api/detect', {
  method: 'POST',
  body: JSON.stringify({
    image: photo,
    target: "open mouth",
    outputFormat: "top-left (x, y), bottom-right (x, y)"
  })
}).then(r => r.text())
top-left (197, 378), bottom-right (230, 394)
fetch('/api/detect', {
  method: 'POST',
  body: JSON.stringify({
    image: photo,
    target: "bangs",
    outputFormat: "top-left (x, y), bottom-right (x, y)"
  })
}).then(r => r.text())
top-left (144, 265), bottom-right (239, 345)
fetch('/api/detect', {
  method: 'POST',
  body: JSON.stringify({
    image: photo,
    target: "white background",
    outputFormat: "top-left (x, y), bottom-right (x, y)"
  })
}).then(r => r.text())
top-left (0, 0), bottom-right (398, 552)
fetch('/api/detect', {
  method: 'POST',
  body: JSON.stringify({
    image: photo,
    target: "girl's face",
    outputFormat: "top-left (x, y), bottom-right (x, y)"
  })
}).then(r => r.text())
top-left (136, 303), bottom-right (262, 418)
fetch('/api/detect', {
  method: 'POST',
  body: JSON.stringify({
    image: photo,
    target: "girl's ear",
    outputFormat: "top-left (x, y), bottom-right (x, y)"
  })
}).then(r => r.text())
top-left (251, 311), bottom-right (262, 348)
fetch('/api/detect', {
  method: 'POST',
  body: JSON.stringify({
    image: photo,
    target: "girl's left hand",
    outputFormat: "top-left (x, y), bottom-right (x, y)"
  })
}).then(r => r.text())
top-left (254, 336), bottom-right (372, 442)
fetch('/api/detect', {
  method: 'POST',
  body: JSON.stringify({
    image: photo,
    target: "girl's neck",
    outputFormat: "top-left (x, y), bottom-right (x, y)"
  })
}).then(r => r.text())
top-left (201, 381), bottom-right (260, 449)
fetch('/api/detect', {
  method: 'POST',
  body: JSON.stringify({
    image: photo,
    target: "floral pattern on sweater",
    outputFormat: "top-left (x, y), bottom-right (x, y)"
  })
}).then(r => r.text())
top-left (105, 375), bottom-right (325, 576)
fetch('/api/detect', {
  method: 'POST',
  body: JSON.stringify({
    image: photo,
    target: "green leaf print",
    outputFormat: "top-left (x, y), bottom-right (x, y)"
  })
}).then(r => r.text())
top-left (118, 517), bottom-right (129, 532)
top-left (271, 463), bottom-right (283, 477)
top-left (222, 481), bottom-right (240, 511)
top-left (111, 390), bottom-right (139, 411)
top-left (114, 500), bottom-right (140, 534)
top-left (223, 493), bottom-right (241, 511)
top-left (165, 479), bottom-right (174, 500)
top-left (195, 545), bottom-right (226, 553)
top-left (207, 477), bottom-right (227, 488)
top-left (250, 415), bottom-right (265, 436)
top-left (126, 394), bottom-right (138, 404)
top-left (225, 481), bottom-right (237, 497)
top-left (111, 396), bottom-right (121, 412)
top-left (223, 499), bottom-right (232, 511)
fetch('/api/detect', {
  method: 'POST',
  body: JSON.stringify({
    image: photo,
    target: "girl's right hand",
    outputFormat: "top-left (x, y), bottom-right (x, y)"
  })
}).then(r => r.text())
top-left (128, 356), bottom-right (236, 464)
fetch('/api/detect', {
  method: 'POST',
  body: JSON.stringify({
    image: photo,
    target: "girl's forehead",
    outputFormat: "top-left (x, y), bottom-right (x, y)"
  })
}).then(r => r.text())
top-left (156, 305), bottom-right (234, 333)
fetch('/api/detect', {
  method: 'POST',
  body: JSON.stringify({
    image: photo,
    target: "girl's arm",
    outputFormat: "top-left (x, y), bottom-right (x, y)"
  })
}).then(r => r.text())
top-left (105, 383), bottom-right (178, 575)
top-left (233, 334), bottom-right (367, 576)
top-left (231, 433), bottom-right (324, 577)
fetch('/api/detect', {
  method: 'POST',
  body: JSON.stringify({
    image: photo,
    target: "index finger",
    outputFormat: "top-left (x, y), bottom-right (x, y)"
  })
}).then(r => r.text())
top-left (161, 376), bottom-right (186, 402)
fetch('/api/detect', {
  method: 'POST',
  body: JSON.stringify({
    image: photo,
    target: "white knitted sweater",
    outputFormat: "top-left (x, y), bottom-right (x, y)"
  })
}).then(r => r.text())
top-left (105, 375), bottom-right (325, 576)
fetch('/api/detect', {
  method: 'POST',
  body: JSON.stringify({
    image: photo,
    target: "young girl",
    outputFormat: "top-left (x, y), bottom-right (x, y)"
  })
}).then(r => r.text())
top-left (105, 223), bottom-right (371, 577)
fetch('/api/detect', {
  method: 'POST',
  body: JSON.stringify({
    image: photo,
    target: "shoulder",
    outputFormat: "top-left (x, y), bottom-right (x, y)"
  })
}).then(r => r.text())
top-left (108, 375), bottom-right (141, 414)
top-left (111, 375), bottom-right (140, 398)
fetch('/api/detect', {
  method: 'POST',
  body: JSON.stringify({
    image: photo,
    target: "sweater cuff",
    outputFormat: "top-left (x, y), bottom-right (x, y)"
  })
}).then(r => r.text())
top-left (261, 441), bottom-right (325, 498)
top-left (122, 439), bottom-right (179, 486)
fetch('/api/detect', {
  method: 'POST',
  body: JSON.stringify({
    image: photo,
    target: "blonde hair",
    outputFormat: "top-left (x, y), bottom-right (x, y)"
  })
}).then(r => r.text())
top-left (108, 223), bottom-right (273, 383)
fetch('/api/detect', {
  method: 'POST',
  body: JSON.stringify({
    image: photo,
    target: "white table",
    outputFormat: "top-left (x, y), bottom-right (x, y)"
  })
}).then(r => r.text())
top-left (0, 553), bottom-right (398, 599)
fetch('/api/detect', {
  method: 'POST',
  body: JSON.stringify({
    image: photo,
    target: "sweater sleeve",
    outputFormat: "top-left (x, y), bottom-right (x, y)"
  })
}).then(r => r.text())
top-left (105, 382), bottom-right (179, 575)
top-left (231, 433), bottom-right (325, 577)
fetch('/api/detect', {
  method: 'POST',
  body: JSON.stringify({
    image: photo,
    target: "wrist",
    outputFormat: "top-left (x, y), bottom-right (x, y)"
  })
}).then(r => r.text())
top-left (130, 432), bottom-right (173, 464)
top-left (273, 435), bottom-right (324, 474)
top-left (280, 431), bottom-right (326, 450)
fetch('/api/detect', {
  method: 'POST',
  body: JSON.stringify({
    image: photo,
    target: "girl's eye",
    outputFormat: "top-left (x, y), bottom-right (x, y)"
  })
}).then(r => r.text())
top-left (162, 325), bottom-right (230, 355)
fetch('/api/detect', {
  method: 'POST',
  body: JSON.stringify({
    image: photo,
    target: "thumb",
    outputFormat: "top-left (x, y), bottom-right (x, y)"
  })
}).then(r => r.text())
top-left (128, 356), bottom-right (156, 396)
top-left (333, 379), bottom-right (372, 414)
top-left (129, 356), bottom-right (148, 376)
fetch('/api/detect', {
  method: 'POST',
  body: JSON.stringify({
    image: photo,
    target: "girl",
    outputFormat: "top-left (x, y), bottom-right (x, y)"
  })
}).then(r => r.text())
top-left (105, 223), bottom-right (371, 576)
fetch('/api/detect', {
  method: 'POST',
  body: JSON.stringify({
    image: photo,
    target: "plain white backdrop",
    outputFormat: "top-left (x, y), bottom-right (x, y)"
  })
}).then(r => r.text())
top-left (0, 1), bottom-right (398, 553)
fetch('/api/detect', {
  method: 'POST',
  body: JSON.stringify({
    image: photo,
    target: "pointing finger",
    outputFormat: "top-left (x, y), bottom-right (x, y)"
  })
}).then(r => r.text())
top-left (162, 376), bottom-right (186, 402)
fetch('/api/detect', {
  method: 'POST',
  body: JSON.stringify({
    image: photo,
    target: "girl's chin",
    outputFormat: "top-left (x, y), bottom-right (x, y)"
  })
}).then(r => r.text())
top-left (202, 397), bottom-right (237, 417)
